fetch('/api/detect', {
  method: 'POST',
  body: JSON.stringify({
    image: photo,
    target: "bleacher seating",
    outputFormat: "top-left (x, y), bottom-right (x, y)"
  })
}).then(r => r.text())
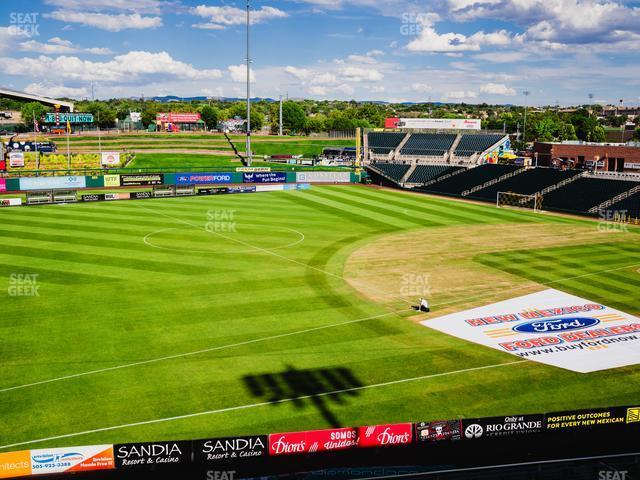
top-left (367, 132), bottom-right (406, 155)
top-left (406, 165), bottom-right (463, 184)
top-left (607, 191), bottom-right (640, 219)
top-left (371, 163), bottom-right (411, 182)
top-left (419, 164), bottom-right (521, 195)
top-left (454, 134), bottom-right (504, 157)
top-left (400, 134), bottom-right (457, 157)
top-left (470, 168), bottom-right (581, 201)
top-left (543, 178), bottom-right (639, 213)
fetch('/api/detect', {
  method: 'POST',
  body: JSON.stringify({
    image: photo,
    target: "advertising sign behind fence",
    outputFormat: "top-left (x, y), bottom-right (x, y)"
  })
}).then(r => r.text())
top-left (194, 436), bottom-right (268, 464)
top-left (30, 445), bottom-right (114, 475)
top-left (9, 152), bottom-right (24, 167)
top-left (120, 174), bottom-right (164, 186)
top-left (20, 176), bottom-right (87, 191)
top-left (229, 186), bottom-right (256, 194)
top-left (114, 442), bottom-right (190, 468)
top-left (0, 450), bottom-right (31, 479)
top-left (175, 173), bottom-right (233, 185)
top-left (421, 289), bottom-right (640, 373)
top-left (461, 414), bottom-right (545, 440)
top-left (242, 172), bottom-right (286, 183)
top-left (415, 420), bottom-right (462, 443)
top-left (0, 178), bottom-right (5, 192)
top-left (357, 423), bottom-right (413, 448)
top-left (103, 175), bottom-right (120, 187)
top-left (545, 406), bottom-right (639, 432)
top-left (295, 171), bottom-right (351, 183)
top-left (269, 428), bottom-right (357, 456)
top-left (101, 152), bottom-right (120, 167)
top-left (0, 198), bottom-right (21, 207)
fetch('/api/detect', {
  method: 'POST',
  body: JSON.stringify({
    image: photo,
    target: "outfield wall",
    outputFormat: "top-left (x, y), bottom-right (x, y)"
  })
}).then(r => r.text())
top-left (0, 405), bottom-right (637, 478)
top-left (0, 170), bottom-right (358, 199)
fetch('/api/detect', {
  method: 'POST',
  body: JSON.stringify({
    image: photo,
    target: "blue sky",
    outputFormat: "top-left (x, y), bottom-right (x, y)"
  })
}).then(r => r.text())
top-left (0, 0), bottom-right (639, 105)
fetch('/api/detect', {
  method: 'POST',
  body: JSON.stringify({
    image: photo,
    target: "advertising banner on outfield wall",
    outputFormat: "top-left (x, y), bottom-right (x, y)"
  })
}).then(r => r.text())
top-left (269, 428), bottom-right (358, 456)
top-left (357, 423), bottom-right (413, 448)
top-left (229, 186), bottom-right (256, 194)
top-left (175, 172), bottom-right (233, 185)
top-left (242, 172), bottom-right (286, 183)
top-left (82, 194), bottom-right (105, 202)
top-left (120, 174), bottom-right (164, 186)
top-left (194, 436), bottom-right (268, 463)
top-left (415, 419), bottom-right (462, 443)
top-left (0, 178), bottom-right (5, 192)
top-left (545, 406), bottom-right (640, 432)
top-left (0, 198), bottom-right (22, 207)
top-left (421, 289), bottom-right (640, 373)
top-left (295, 171), bottom-right (352, 183)
top-left (101, 152), bottom-right (120, 167)
top-left (20, 175), bottom-right (87, 191)
top-left (30, 445), bottom-right (114, 475)
top-left (461, 414), bottom-right (544, 440)
top-left (9, 152), bottom-right (24, 167)
top-left (114, 442), bottom-right (191, 468)
top-left (0, 450), bottom-right (31, 479)
top-left (129, 192), bottom-right (149, 199)
top-left (103, 175), bottom-right (120, 187)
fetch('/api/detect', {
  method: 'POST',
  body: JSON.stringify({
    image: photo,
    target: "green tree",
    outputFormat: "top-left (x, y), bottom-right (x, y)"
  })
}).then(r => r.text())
top-left (281, 101), bottom-right (306, 132)
top-left (85, 102), bottom-right (117, 128)
top-left (199, 105), bottom-right (219, 130)
top-left (21, 102), bottom-right (48, 128)
top-left (304, 114), bottom-right (327, 133)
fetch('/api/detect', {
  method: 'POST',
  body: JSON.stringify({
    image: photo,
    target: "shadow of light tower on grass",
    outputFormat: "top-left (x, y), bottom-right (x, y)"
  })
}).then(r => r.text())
top-left (243, 365), bottom-right (363, 427)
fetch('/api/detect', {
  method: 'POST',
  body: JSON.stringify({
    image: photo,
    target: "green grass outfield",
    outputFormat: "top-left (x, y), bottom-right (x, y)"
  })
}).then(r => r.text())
top-left (0, 185), bottom-right (639, 451)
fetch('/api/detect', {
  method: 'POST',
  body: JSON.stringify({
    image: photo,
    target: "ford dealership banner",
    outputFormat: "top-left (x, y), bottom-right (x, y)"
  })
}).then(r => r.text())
top-left (176, 172), bottom-right (233, 185)
top-left (421, 289), bottom-right (640, 373)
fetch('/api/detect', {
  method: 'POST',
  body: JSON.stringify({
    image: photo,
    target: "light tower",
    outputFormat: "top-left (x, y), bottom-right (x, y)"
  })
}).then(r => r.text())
top-left (245, 0), bottom-right (252, 165)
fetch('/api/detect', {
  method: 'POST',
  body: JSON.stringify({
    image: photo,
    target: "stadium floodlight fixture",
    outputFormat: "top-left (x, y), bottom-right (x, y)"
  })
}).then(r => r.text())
top-left (522, 90), bottom-right (530, 145)
top-left (245, 0), bottom-right (252, 166)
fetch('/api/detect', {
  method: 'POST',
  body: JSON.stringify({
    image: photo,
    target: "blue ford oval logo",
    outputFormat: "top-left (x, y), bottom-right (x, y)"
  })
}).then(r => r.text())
top-left (513, 317), bottom-right (600, 334)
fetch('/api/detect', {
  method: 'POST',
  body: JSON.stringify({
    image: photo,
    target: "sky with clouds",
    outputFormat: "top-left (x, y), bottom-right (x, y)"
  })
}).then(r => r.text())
top-left (0, 0), bottom-right (639, 105)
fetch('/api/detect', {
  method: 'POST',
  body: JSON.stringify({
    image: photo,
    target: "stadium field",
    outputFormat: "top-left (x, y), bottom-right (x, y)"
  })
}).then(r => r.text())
top-left (1, 185), bottom-right (639, 451)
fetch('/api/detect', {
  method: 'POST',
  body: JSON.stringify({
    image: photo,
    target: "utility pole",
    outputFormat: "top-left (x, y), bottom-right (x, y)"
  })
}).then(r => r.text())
top-left (522, 90), bottom-right (530, 146)
top-left (245, 0), bottom-right (252, 166)
top-left (279, 94), bottom-right (283, 136)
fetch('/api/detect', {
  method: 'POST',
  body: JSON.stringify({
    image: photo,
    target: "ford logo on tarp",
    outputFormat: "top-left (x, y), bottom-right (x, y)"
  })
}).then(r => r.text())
top-left (513, 317), bottom-right (600, 334)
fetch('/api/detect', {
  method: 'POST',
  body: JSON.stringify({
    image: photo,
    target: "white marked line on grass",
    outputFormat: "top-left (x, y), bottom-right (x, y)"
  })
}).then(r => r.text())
top-left (0, 311), bottom-right (401, 394)
top-left (0, 360), bottom-right (526, 451)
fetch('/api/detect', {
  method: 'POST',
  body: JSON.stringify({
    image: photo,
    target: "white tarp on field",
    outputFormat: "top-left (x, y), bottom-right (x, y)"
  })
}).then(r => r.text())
top-left (421, 289), bottom-right (640, 373)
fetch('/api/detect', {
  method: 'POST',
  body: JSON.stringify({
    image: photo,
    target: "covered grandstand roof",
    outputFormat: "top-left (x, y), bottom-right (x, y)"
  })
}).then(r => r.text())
top-left (0, 86), bottom-right (74, 112)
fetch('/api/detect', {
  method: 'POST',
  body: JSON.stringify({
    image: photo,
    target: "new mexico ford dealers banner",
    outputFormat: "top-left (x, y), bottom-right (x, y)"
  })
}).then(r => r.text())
top-left (421, 289), bottom-right (640, 373)
top-left (20, 176), bottom-right (87, 191)
top-left (296, 171), bottom-right (351, 183)
top-left (243, 172), bottom-right (286, 183)
top-left (176, 172), bottom-right (233, 185)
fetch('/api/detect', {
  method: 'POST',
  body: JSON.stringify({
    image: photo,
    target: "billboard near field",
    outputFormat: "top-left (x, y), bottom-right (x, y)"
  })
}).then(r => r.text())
top-left (545, 406), bottom-right (637, 432)
top-left (9, 152), bottom-right (24, 167)
top-left (0, 198), bottom-right (22, 207)
top-left (385, 117), bottom-right (481, 130)
top-left (357, 423), bottom-right (413, 448)
top-left (461, 414), bottom-right (544, 440)
top-left (0, 178), bottom-right (5, 192)
top-left (156, 113), bottom-right (201, 123)
top-left (415, 419), bottom-right (462, 443)
top-left (100, 152), bottom-right (120, 167)
top-left (20, 175), bottom-right (86, 191)
top-left (269, 428), bottom-right (358, 456)
top-left (242, 172), bottom-right (286, 183)
top-left (0, 450), bottom-right (31, 478)
top-left (421, 289), bottom-right (640, 373)
top-left (30, 445), bottom-right (114, 475)
top-left (175, 172), bottom-right (233, 185)
top-left (44, 113), bottom-right (94, 124)
top-left (103, 174), bottom-right (120, 187)
top-left (114, 442), bottom-right (191, 468)
top-left (194, 435), bottom-right (268, 464)
top-left (120, 174), bottom-right (164, 186)
top-left (295, 171), bottom-right (351, 183)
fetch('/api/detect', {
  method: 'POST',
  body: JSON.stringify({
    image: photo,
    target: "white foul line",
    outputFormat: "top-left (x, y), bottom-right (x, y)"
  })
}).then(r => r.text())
top-left (0, 311), bottom-right (401, 394)
top-left (0, 360), bottom-right (526, 451)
